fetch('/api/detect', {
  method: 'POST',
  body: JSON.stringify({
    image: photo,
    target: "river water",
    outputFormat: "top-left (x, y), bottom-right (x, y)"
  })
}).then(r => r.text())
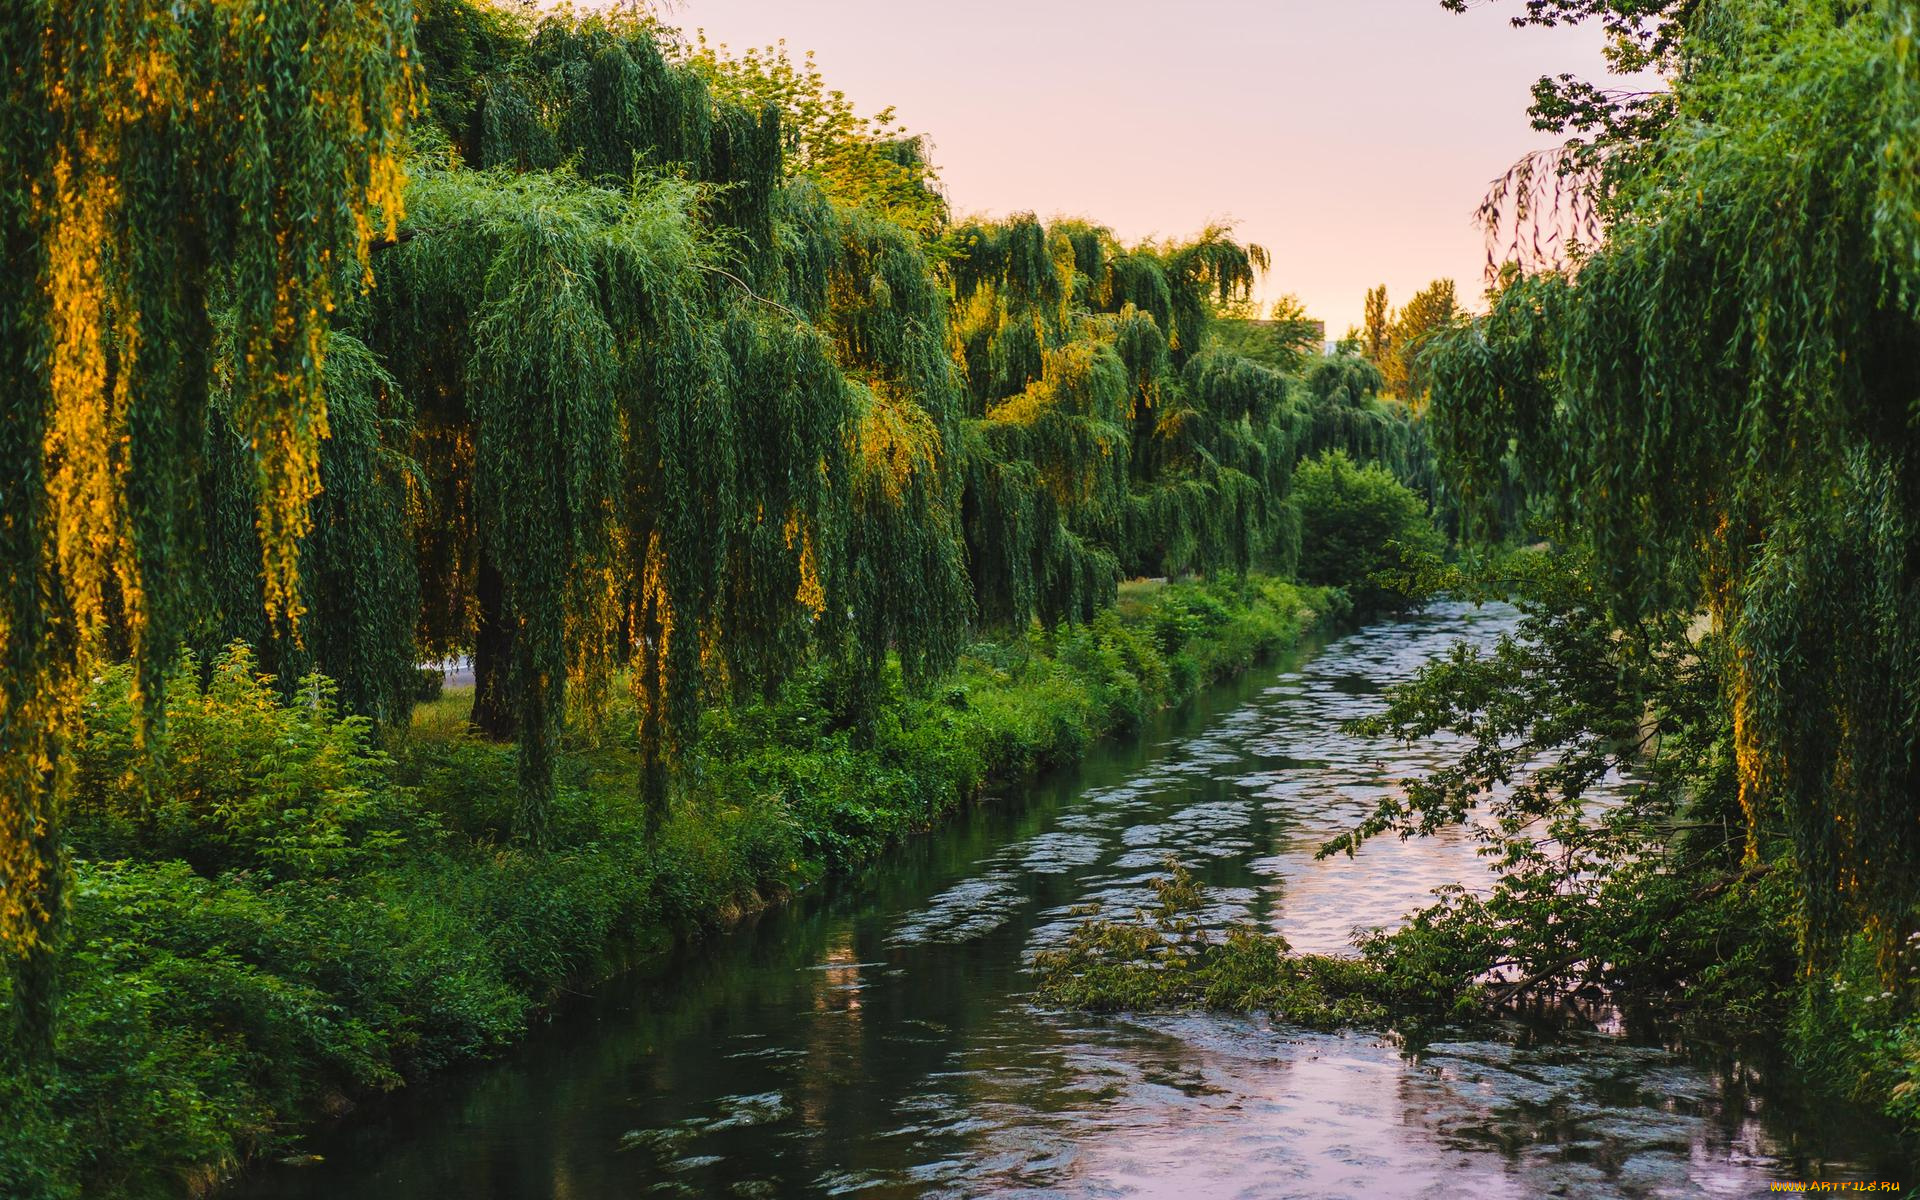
top-left (234, 602), bottom-right (1905, 1199)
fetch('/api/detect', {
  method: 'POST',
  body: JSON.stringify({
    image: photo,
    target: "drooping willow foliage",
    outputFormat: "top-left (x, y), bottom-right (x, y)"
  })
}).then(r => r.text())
top-left (199, 331), bottom-right (423, 728)
top-left (1426, 0), bottom-right (1920, 970)
top-left (0, 0), bottom-right (417, 1061)
top-left (368, 166), bottom-right (721, 837)
top-left (944, 214), bottom-right (1311, 613)
top-left (350, 12), bottom-right (978, 838)
top-left (1296, 353), bottom-right (1441, 503)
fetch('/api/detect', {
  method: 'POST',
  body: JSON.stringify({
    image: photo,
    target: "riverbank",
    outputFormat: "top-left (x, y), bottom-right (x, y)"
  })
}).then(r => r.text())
top-left (0, 574), bottom-right (1336, 1200)
top-left (226, 597), bottom-right (1902, 1198)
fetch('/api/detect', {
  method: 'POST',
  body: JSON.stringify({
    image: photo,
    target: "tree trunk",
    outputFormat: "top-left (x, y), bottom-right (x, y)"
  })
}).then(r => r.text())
top-left (470, 554), bottom-right (517, 739)
top-left (511, 632), bottom-right (553, 849)
top-left (637, 602), bottom-right (669, 840)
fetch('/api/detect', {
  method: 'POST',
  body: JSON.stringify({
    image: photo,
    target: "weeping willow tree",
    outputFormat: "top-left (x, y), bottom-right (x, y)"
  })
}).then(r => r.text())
top-left (948, 215), bottom-right (1071, 412)
top-left (943, 214), bottom-right (1304, 607)
top-left (0, 1), bottom-right (417, 1064)
top-left (355, 10), bottom-right (974, 838)
top-left (365, 165), bottom-right (793, 840)
top-left (1295, 351), bottom-right (1438, 499)
top-left (1426, 0), bottom-right (1920, 971)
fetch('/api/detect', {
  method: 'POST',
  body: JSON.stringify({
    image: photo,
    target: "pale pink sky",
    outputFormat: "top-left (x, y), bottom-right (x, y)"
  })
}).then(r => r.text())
top-left (663, 0), bottom-right (1629, 333)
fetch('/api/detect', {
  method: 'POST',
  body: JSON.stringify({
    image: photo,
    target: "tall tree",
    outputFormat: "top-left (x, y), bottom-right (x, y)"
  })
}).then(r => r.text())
top-left (0, 0), bottom-right (417, 1065)
top-left (1361, 284), bottom-right (1392, 371)
top-left (1427, 0), bottom-right (1920, 971)
top-left (1385, 279), bottom-right (1460, 403)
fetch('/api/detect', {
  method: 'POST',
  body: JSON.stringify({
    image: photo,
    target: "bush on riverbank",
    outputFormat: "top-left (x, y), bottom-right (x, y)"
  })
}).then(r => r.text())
top-left (1291, 450), bottom-right (1442, 614)
top-left (0, 574), bottom-right (1332, 1200)
top-left (1035, 854), bottom-right (1802, 1043)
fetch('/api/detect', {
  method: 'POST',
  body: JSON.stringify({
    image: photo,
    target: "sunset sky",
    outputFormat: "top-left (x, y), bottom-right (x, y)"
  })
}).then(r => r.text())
top-left (661, 0), bottom-right (1630, 333)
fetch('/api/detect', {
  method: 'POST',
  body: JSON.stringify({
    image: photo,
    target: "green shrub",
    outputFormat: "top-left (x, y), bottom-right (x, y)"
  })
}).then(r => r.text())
top-left (71, 648), bottom-right (427, 876)
top-left (1291, 450), bottom-right (1442, 613)
top-left (41, 860), bottom-right (511, 1195)
top-left (0, 1070), bottom-right (75, 1200)
top-left (1789, 929), bottom-right (1920, 1131)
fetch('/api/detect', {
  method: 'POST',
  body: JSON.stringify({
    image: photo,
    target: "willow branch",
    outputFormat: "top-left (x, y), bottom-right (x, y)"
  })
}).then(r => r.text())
top-left (697, 263), bottom-right (803, 322)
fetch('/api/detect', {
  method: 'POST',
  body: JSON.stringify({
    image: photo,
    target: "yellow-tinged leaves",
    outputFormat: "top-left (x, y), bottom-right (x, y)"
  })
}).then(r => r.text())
top-left (784, 510), bottom-right (827, 616)
top-left (851, 383), bottom-right (940, 504)
top-left (2, 0), bottom-right (419, 959)
top-left (43, 142), bottom-right (128, 662)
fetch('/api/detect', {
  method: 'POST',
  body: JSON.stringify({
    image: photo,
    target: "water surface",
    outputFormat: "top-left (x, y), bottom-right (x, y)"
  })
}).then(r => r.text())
top-left (234, 603), bottom-right (1904, 1198)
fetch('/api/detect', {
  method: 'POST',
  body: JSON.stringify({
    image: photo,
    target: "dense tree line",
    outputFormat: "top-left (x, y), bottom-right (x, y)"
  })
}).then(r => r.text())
top-left (0, 0), bottom-right (1433, 1073)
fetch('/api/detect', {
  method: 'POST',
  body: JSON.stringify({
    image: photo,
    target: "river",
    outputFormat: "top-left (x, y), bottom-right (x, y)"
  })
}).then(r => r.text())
top-left (232, 601), bottom-right (1905, 1199)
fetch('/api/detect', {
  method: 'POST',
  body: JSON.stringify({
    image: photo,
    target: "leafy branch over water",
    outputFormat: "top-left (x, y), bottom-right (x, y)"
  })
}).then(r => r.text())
top-left (1033, 858), bottom-right (1414, 1028)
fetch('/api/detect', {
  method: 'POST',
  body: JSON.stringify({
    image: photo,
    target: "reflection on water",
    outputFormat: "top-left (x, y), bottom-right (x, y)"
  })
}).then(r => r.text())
top-left (231, 602), bottom-right (1904, 1199)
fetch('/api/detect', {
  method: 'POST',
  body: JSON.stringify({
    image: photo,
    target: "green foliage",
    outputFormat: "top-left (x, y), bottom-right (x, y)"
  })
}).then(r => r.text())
top-left (1032, 859), bottom-right (1399, 1026)
top-left (1296, 351), bottom-right (1436, 495)
top-left (68, 648), bottom-right (423, 879)
top-left (1361, 284), bottom-right (1391, 367)
top-left (1325, 549), bottom-right (1798, 1033)
top-left (1790, 930), bottom-right (1920, 1131)
top-left (1209, 294), bottom-right (1324, 375)
top-left (683, 34), bottom-right (947, 236)
top-left (0, 0), bottom-right (418, 1065)
top-left (395, 163), bottom-right (726, 836)
top-left (197, 333), bottom-right (424, 727)
top-left (1123, 349), bottom-right (1304, 580)
top-left (946, 214), bottom-right (1302, 591)
top-left (1426, 1), bottom-right (1920, 979)
top-left (1439, 0), bottom-right (1691, 251)
top-left (1350, 280), bottom-right (1461, 404)
top-left (368, 10), bottom-right (986, 835)
top-left (22, 0), bottom-right (1342, 866)
top-left (1290, 450), bottom-right (1442, 612)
